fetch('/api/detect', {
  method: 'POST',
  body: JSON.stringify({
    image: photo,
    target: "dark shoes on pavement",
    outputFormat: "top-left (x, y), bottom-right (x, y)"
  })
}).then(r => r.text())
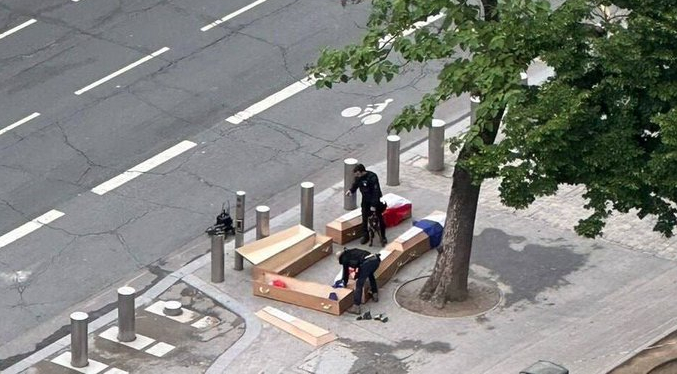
top-left (360, 236), bottom-right (369, 245)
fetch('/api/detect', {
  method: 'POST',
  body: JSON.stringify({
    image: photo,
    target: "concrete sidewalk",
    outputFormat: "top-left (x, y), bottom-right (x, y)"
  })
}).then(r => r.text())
top-left (192, 118), bottom-right (677, 374)
top-left (7, 117), bottom-right (677, 374)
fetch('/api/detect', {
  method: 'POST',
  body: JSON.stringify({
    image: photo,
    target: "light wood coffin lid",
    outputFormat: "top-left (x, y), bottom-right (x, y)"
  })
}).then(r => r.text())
top-left (253, 234), bottom-right (333, 278)
top-left (236, 225), bottom-right (315, 265)
top-left (255, 306), bottom-right (337, 347)
top-left (326, 208), bottom-right (362, 231)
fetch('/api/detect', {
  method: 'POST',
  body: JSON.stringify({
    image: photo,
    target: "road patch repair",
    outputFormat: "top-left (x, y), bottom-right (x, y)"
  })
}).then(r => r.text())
top-left (23, 282), bottom-right (243, 374)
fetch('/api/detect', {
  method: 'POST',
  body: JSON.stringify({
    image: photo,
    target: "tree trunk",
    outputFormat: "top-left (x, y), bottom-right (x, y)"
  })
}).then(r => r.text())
top-left (419, 113), bottom-right (503, 308)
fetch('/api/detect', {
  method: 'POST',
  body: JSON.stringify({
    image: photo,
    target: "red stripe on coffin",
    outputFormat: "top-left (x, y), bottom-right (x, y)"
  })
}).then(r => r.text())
top-left (381, 193), bottom-right (412, 228)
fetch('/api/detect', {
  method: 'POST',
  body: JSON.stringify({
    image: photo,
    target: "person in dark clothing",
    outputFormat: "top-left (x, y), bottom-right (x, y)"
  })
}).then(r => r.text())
top-left (345, 164), bottom-right (387, 246)
top-left (337, 247), bottom-right (381, 314)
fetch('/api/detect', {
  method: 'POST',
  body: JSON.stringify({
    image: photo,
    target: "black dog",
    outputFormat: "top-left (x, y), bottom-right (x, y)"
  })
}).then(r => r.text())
top-left (367, 207), bottom-right (384, 247)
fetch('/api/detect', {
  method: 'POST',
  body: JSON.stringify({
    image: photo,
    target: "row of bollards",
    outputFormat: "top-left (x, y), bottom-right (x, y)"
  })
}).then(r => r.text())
top-left (68, 85), bottom-right (533, 368)
top-left (69, 286), bottom-right (137, 368)
top-left (211, 77), bottom-right (531, 278)
top-left (66, 81), bottom-right (533, 368)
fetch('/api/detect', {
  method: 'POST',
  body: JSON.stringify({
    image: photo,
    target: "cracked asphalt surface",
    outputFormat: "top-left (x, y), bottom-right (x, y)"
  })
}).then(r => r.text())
top-left (0, 0), bottom-right (471, 366)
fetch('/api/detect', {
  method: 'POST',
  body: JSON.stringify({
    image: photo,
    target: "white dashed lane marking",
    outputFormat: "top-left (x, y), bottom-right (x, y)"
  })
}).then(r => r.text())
top-left (74, 47), bottom-right (170, 95)
top-left (226, 76), bottom-right (317, 125)
top-left (0, 210), bottom-right (64, 250)
top-left (0, 19), bottom-right (37, 40)
top-left (0, 112), bottom-right (40, 137)
top-left (201, 0), bottom-right (271, 32)
top-left (91, 140), bottom-right (196, 195)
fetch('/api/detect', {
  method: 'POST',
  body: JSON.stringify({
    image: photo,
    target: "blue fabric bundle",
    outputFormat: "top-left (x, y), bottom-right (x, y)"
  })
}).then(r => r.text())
top-left (413, 219), bottom-right (444, 249)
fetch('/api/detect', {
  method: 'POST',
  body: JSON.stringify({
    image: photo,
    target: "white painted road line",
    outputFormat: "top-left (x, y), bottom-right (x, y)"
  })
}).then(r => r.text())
top-left (0, 19), bottom-right (37, 40)
top-left (91, 140), bottom-right (197, 195)
top-left (201, 0), bottom-right (270, 32)
top-left (74, 47), bottom-right (170, 95)
top-left (379, 12), bottom-right (445, 48)
top-left (0, 112), bottom-right (40, 137)
top-left (226, 76), bottom-right (318, 124)
top-left (0, 210), bottom-right (65, 249)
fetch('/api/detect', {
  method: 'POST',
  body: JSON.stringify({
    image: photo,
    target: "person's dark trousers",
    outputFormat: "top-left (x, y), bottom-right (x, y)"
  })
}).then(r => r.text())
top-left (354, 258), bottom-right (381, 305)
top-left (360, 204), bottom-right (370, 241)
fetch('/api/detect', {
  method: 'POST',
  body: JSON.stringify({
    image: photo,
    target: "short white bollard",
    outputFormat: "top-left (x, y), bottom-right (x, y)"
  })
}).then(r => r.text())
top-left (163, 301), bottom-right (183, 316)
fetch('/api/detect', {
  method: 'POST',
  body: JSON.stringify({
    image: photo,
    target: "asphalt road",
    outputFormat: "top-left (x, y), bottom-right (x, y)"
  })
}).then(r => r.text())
top-left (0, 0), bottom-right (563, 367)
top-left (0, 0), bottom-right (470, 365)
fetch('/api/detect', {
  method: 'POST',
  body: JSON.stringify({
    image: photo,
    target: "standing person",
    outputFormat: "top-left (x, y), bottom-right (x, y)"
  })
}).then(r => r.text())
top-left (345, 164), bottom-right (387, 246)
top-left (337, 248), bottom-right (381, 314)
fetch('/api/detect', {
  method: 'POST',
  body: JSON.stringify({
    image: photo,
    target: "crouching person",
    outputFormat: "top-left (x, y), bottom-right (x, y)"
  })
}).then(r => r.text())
top-left (337, 248), bottom-right (381, 315)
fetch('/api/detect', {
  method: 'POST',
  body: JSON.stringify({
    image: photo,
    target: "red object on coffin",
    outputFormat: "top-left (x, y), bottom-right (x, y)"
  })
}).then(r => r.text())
top-left (381, 194), bottom-right (412, 228)
top-left (272, 279), bottom-right (287, 288)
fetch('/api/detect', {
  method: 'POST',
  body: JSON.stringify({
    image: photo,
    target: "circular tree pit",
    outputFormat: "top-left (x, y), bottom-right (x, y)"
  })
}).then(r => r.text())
top-left (395, 276), bottom-right (502, 318)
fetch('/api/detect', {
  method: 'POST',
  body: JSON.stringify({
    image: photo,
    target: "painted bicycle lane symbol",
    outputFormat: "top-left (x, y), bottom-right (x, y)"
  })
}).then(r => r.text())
top-left (341, 98), bottom-right (394, 125)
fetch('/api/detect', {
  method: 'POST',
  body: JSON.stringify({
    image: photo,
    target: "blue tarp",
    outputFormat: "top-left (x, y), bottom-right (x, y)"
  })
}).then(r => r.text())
top-left (413, 219), bottom-right (444, 249)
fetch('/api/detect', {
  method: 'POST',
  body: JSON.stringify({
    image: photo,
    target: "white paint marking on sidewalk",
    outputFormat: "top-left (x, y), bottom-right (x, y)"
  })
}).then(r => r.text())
top-left (226, 76), bottom-right (318, 124)
top-left (99, 326), bottom-right (155, 350)
top-left (74, 47), bottom-right (170, 95)
top-left (145, 342), bottom-right (175, 357)
top-left (145, 300), bottom-right (200, 323)
top-left (91, 140), bottom-right (196, 195)
top-left (0, 210), bottom-right (65, 249)
top-left (51, 352), bottom-right (108, 374)
top-left (201, 0), bottom-right (269, 32)
top-left (0, 112), bottom-right (40, 137)
top-left (379, 12), bottom-right (445, 48)
top-left (0, 19), bottom-right (37, 40)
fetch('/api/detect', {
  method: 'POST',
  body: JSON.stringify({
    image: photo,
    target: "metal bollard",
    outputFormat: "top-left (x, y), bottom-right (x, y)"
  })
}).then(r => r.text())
top-left (211, 234), bottom-right (224, 282)
top-left (256, 206), bottom-right (270, 240)
top-left (386, 135), bottom-right (400, 186)
top-left (70, 312), bottom-right (89, 368)
top-left (117, 287), bottom-right (136, 342)
top-left (470, 96), bottom-right (481, 126)
top-left (520, 72), bottom-right (528, 86)
top-left (234, 191), bottom-right (245, 271)
top-left (343, 158), bottom-right (358, 210)
top-left (300, 182), bottom-right (314, 230)
top-left (428, 119), bottom-right (445, 171)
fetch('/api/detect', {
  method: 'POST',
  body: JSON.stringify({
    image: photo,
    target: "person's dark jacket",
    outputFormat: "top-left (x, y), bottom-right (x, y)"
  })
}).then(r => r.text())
top-left (350, 170), bottom-right (382, 206)
top-left (339, 248), bottom-right (378, 285)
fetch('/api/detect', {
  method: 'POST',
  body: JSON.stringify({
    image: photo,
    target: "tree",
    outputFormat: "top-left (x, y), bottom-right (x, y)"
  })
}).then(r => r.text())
top-left (309, 0), bottom-right (677, 308)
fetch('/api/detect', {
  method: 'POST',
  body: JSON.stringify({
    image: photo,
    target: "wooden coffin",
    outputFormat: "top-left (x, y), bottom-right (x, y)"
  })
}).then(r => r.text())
top-left (325, 208), bottom-right (363, 244)
top-left (253, 271), bottom-right (354, 316)
top-left (252, 234), bottom-right (333, 279)
top-left (387, 210), bottom-right (446, 265)
top-left (236, 225), bottom-right (316, 266)
top-left (255, 306), bottom-right (337, 347)
top-left (387, 226), bottom-right (430, 266)
top-left (374, 248), bottom-right (406, 286)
